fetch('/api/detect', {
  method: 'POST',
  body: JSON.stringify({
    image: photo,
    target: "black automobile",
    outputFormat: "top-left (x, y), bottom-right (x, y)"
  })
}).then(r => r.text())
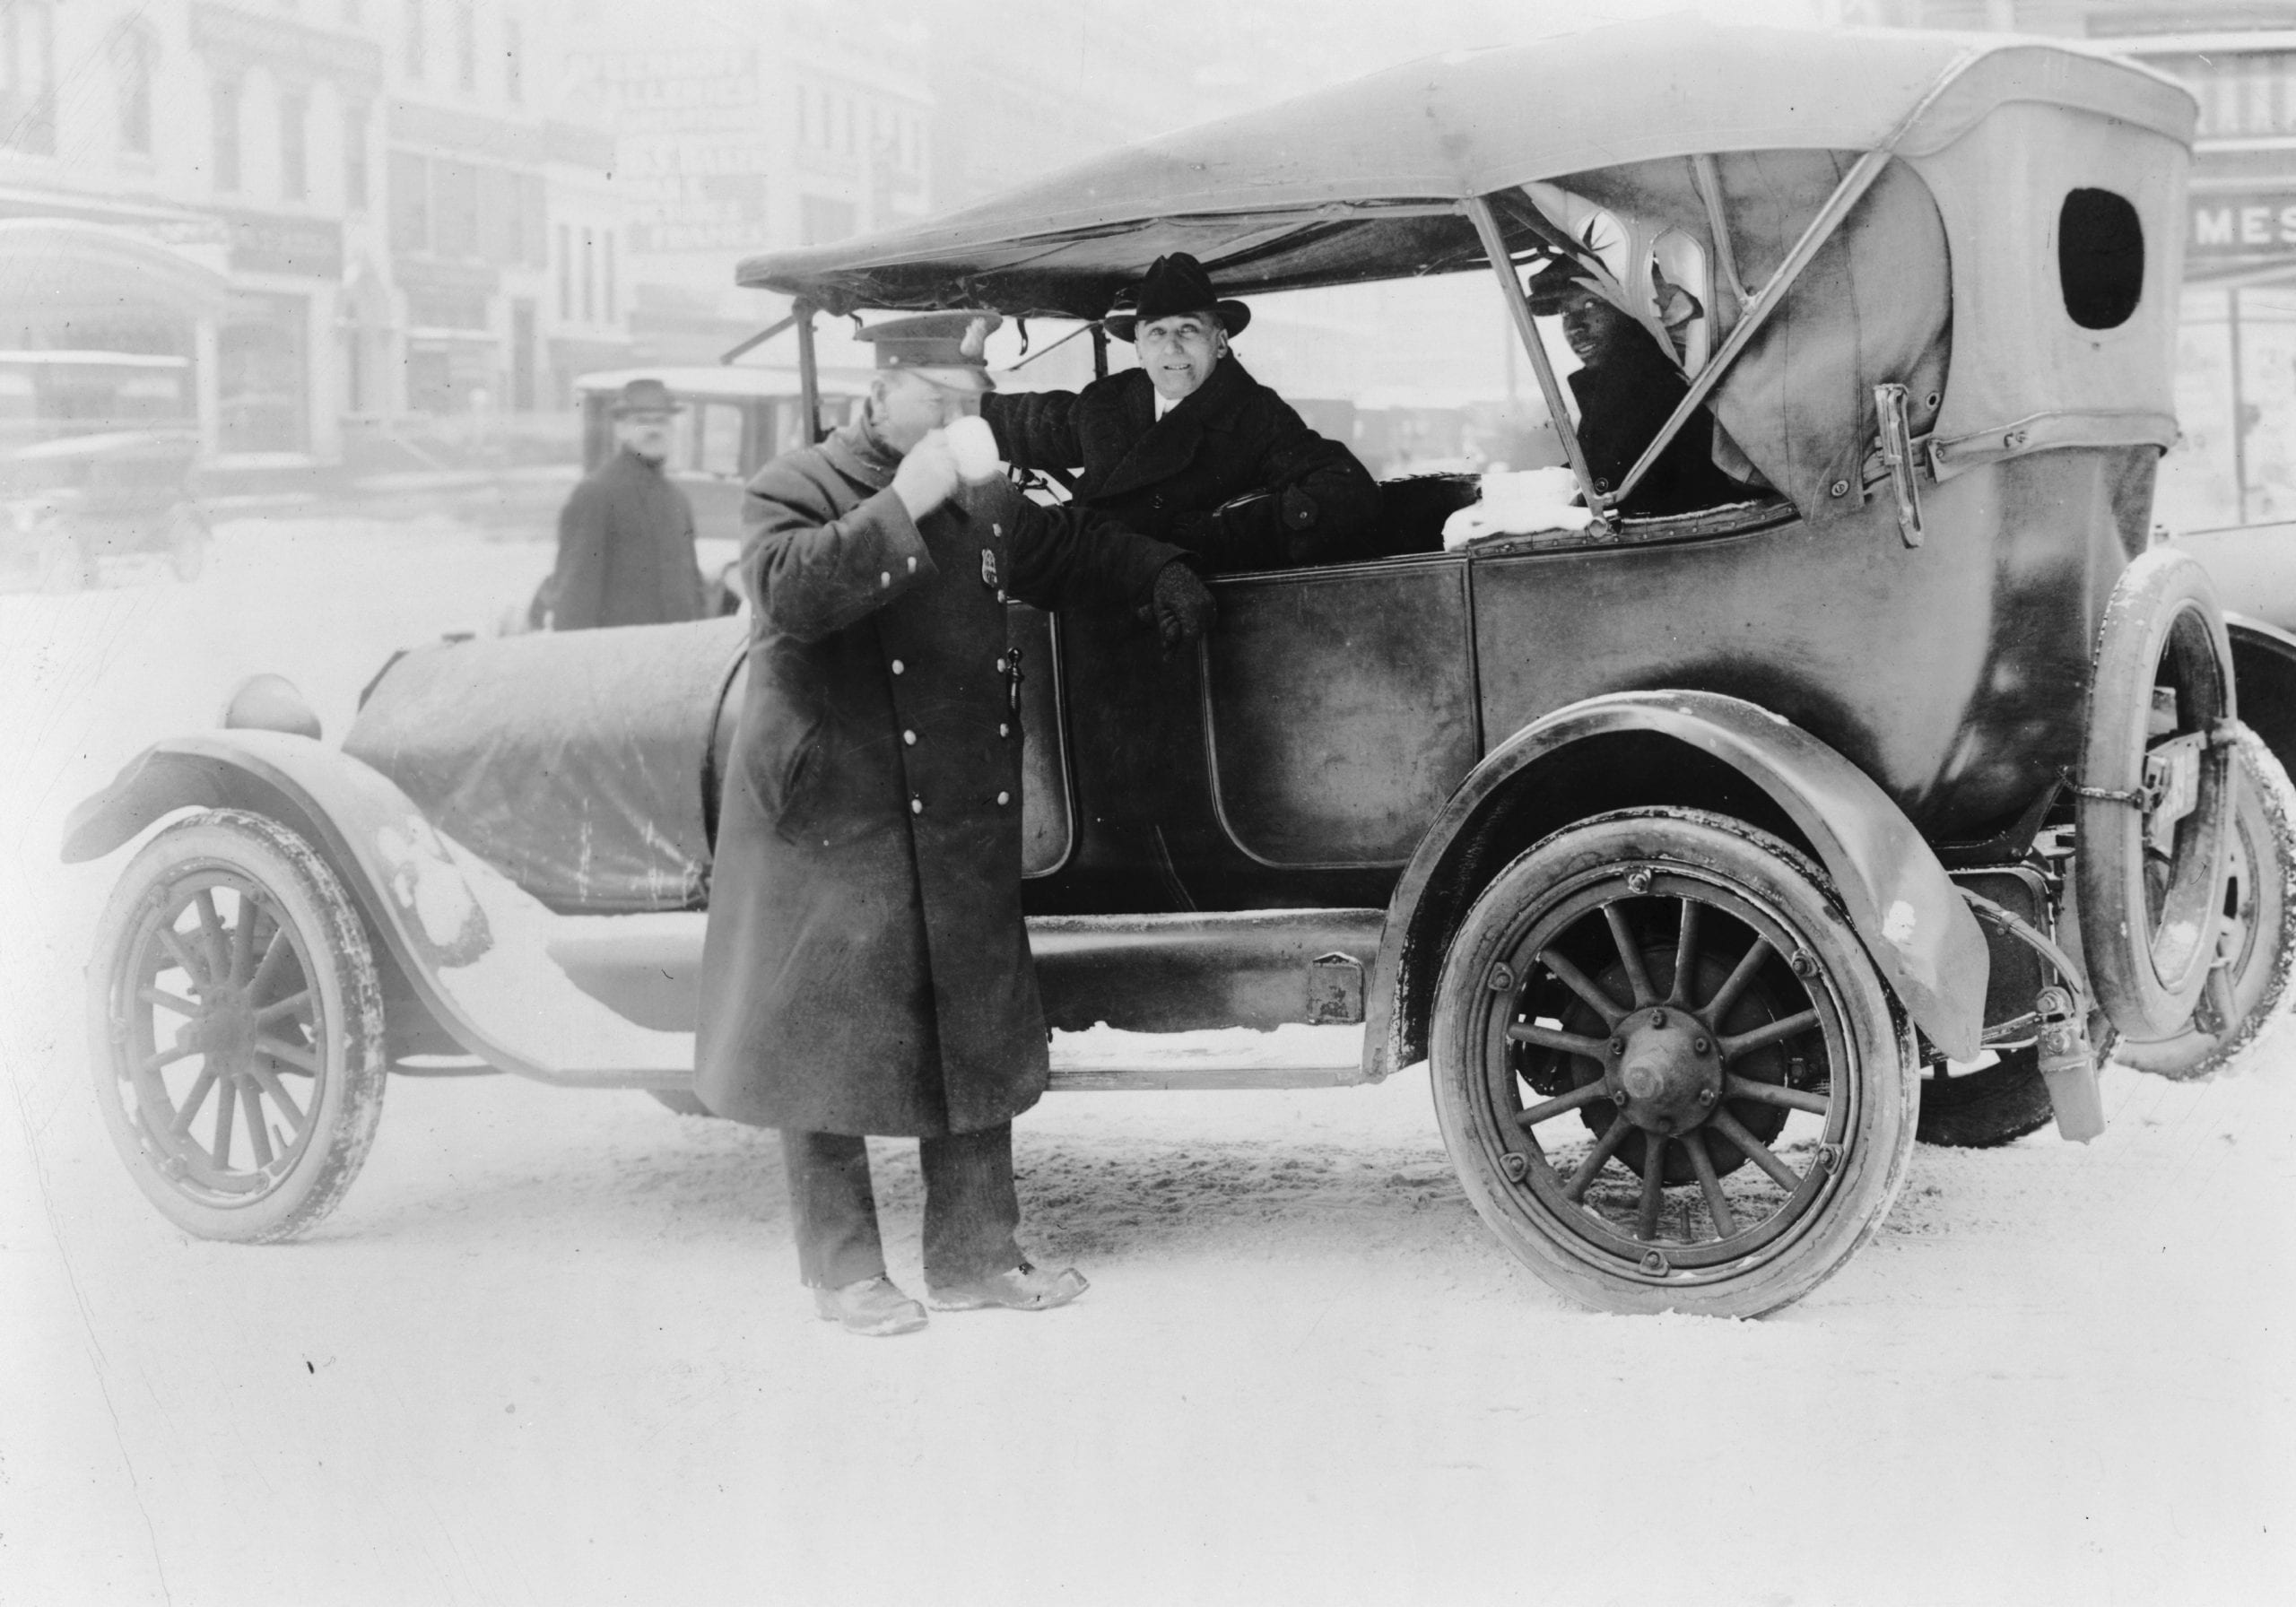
top-left (62, 18), bottom-right (2294, 1316)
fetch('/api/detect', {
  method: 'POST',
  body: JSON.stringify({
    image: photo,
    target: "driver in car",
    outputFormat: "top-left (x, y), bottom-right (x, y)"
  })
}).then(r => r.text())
top-left (981, 252), bottom-right (1380, 572)
top-left (1528, 257), bottom-right (1747, 517)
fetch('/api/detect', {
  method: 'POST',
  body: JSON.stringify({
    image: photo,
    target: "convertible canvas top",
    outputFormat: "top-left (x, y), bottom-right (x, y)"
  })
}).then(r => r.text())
top-left (738, 16), bottom-right (2195, 530)
top-left (735, 17), bottom-right (2193, 317)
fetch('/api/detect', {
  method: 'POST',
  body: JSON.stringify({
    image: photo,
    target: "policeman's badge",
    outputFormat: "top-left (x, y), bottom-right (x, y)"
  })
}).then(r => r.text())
top-left (981, 548), bottom-right (999, 586)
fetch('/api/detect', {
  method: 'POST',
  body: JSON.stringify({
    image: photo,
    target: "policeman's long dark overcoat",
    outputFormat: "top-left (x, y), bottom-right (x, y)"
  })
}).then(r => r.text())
top-left (982, 357), bottom-right (1379, 571)
top-left (694, 421), bottom-right (1183, 1136)
top-left (550, 449), bottom-right (707, 630)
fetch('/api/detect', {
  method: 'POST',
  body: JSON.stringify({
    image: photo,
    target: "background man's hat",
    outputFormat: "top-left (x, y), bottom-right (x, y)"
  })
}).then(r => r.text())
top-left (856, 311), bottom-right (1002, 391)
top-left (1522, 256), bottom-right (1603, 317)
top-left (1103, 254), bottom-right (1251, 342)
top-left (610, 377), bottom-right (683, 416)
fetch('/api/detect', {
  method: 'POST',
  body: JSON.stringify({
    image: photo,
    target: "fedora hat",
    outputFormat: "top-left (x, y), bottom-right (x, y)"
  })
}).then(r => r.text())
top-left (1103, 254), bottom-right (1251, 342)
top-left (609, 377), bottom-right (683, 416)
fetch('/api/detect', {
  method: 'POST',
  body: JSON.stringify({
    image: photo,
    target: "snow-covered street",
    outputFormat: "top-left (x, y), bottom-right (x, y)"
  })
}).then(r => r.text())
top-left (5, 515), bottom-right (2293, 1606)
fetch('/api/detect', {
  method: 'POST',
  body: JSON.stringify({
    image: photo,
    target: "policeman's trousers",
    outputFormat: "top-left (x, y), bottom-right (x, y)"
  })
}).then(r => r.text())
top-left (778, 1124), bottom-right (1022, 1290)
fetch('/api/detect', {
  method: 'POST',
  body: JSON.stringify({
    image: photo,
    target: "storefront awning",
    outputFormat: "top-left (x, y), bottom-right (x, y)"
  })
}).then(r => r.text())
top-left (0, 218), bottom-right (230, 326)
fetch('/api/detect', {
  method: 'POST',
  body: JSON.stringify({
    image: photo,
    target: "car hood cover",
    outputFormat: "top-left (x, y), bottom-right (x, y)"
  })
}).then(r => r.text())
top-left (344, 618), bottom-right (747, 915)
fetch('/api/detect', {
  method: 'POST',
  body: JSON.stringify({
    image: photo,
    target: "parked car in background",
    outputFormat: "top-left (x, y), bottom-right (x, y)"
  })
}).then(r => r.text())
top-left (0, 351), bottom-right (210, 590)
top-left (60, 19), bottom-right (2295, 1319)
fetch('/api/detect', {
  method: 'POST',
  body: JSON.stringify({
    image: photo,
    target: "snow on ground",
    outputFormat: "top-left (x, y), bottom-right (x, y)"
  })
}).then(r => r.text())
top-left (4, 514), bottom-right (2294, 1606)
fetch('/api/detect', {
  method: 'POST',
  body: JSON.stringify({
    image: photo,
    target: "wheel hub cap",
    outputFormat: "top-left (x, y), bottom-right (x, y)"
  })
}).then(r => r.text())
top-left (1607, 1006), bottom-right (1719, 1135)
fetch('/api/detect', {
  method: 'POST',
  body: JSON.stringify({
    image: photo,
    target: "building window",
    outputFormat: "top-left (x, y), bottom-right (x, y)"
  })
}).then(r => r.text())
top-left (112, 23), bottom-right (156, 157)
top-left (556, 222), bottom-right (571, 319)
top-left (1, 0), bottom-right (58, 155)
top-left (602, 230), bottom-right (615, 323)
top-left (580, 227), bottom-right (595, 323)
top-left (433, 159), bottom-right (478, 256)
top-left (280, 91), bottom-right (309, 202)
top-left (403, 0), bottom-right (425, 78)
top-left (388, 149), bottom-right (430, 250)
top-left (212, 74), bottom-right (243, 192)
top-left (344, 104), bottom-right (370, 208)
top-left (454, 0), bottom-right (475, 93)
top-left (504, 13), bottom-right (523, 102)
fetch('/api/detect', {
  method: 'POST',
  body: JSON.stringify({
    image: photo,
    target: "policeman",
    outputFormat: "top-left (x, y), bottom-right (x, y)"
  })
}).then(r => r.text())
top-left (694, 312), bottom-right (1216, 1336)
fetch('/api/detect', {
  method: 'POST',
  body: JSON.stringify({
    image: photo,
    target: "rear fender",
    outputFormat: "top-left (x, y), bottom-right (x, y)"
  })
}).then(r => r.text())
top-left (1367, 691), bottom-right (1988, 1078)
top-left (62, 732), bottom-right (691, 1085)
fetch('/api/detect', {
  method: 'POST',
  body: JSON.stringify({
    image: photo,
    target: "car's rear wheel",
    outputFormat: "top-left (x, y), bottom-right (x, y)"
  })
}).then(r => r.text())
top-left (1431, 809), bottom-right (1917, 1318)
top-left (1917, 1047), bottom-right (2054, 1148)
top-left (88, 811), bottom-right (387, 1241)
top-left (2117, 725), bottom-right (2296, 1080)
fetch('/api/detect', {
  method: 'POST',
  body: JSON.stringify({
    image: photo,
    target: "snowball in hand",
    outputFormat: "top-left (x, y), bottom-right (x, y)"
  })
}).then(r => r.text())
top-left (944, 415), bottom-right (1004, 482)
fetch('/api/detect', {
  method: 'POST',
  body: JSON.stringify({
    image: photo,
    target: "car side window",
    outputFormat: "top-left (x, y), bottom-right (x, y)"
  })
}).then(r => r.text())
top-left (697, 404), bottom-right (744, 478)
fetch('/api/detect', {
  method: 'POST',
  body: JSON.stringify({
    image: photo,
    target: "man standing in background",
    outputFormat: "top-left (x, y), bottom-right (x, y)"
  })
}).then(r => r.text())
top-left (546, 378), bottom-right (707, 630)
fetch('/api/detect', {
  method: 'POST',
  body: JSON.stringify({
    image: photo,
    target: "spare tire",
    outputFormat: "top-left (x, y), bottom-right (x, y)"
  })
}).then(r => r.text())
top-left (2077, 550), bottom-right (2238, 1039)
top-left (2117, 724), bottom-right (2296, 1079)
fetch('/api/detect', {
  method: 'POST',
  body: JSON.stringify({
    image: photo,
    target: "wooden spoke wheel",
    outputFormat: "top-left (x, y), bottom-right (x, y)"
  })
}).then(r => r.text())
top-left (1431, 810), bottom-right (1917, 1317)
top-left (2118, 725), bottom-right (2296, 1080)
top-left (88, 811), bottom-right (386, 1242)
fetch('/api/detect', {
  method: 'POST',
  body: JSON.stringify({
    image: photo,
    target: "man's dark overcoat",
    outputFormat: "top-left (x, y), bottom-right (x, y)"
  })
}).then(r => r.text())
top-left (550, 448), bottom-right (706, 630)
top-left (982, 357), bottom-right (1379, 571)
top-left (1568, 333), bottom-right (1749, 517)
top-left (694, 421), bottom-right (1186, 1136)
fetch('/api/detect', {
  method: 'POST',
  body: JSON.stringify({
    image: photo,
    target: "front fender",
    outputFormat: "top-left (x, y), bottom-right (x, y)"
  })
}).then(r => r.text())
top-left (1368, 691), bottom-right (1988, 1075)
top-left (62, 731), bottom-right (691, 1084)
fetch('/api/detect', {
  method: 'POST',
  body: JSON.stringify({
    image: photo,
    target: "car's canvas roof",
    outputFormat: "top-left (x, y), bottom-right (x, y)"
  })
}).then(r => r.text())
top-left (735, 15), bottom-right (2195, 318)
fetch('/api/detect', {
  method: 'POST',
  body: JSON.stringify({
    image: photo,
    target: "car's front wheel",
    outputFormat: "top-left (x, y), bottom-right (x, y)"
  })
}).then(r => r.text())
top-left (1431, 809), bottom-right (1918, 1318)
top-left (88, 811), bottom-right (387, 1241)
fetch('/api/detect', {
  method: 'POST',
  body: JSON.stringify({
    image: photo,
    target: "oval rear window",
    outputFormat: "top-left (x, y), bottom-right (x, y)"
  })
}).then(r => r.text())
top-left (2059, 188), bottom-right (2143, 330)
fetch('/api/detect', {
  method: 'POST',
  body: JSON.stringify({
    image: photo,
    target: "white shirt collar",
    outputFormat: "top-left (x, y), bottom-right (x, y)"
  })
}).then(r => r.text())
top-left (1153, 387), bottom-right (1178, 421)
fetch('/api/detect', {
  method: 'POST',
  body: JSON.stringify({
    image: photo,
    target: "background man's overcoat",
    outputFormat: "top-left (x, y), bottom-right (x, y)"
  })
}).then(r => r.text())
top-left (551, 449), bottom-right (707, 630)
top-left (695, 423), bottom-right (1185, 1135)
top-left (983, 357), bottom-right (1379, 570)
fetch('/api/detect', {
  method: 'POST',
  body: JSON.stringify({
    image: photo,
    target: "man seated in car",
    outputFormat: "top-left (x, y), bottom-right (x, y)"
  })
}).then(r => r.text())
top-left (1528, 257), bottom-right (1748, 517)
top-left (981, 253), bottom-right (1380, 572)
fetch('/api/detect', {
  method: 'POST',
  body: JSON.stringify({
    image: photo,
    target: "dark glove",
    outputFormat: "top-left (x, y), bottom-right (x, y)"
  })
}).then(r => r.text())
top-left (1150, 560), bottom-right (1216, 652)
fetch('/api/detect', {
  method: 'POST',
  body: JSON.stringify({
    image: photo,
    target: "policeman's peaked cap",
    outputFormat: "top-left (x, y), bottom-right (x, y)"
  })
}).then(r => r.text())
top-left (857, 311), bottom-right (1002, 392)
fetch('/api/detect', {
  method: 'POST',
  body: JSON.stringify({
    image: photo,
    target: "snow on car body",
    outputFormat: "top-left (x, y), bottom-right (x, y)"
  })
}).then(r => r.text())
top-left (63, 17), bottom-right (2287, 1316)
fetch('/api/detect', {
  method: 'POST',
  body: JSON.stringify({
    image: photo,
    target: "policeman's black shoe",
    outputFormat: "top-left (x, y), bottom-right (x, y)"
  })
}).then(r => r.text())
top-left (813, 1276), bottom-right (929, 1337)
top-left (926, 1258), bottom-right (1089, 1313)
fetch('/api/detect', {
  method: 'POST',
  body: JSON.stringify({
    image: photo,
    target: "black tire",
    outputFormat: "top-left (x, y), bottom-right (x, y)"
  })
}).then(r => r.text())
top-left (2078, 550), bottom-right (2238, 1038)
top-left (2118, 725), bottom-right (2296, 1079)
top-left (1430, 809), bottom-right (1918, 1318)
top-left (648, 1089), bottom-right (718, 1117)
top-left (87, 811), bottom-right (387, 1241)
top-left (1917, 1047), bottom-right (2053, 1148)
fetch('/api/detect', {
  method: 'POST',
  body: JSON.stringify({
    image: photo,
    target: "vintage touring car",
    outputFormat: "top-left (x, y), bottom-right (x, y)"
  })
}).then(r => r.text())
top-left (63, 19), bottom-right (2296, 1316)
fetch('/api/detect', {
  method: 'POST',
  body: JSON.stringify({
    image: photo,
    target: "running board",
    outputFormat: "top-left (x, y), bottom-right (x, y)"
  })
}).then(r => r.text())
top-left (1045, 1024), bottom-right (1370, 1090)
